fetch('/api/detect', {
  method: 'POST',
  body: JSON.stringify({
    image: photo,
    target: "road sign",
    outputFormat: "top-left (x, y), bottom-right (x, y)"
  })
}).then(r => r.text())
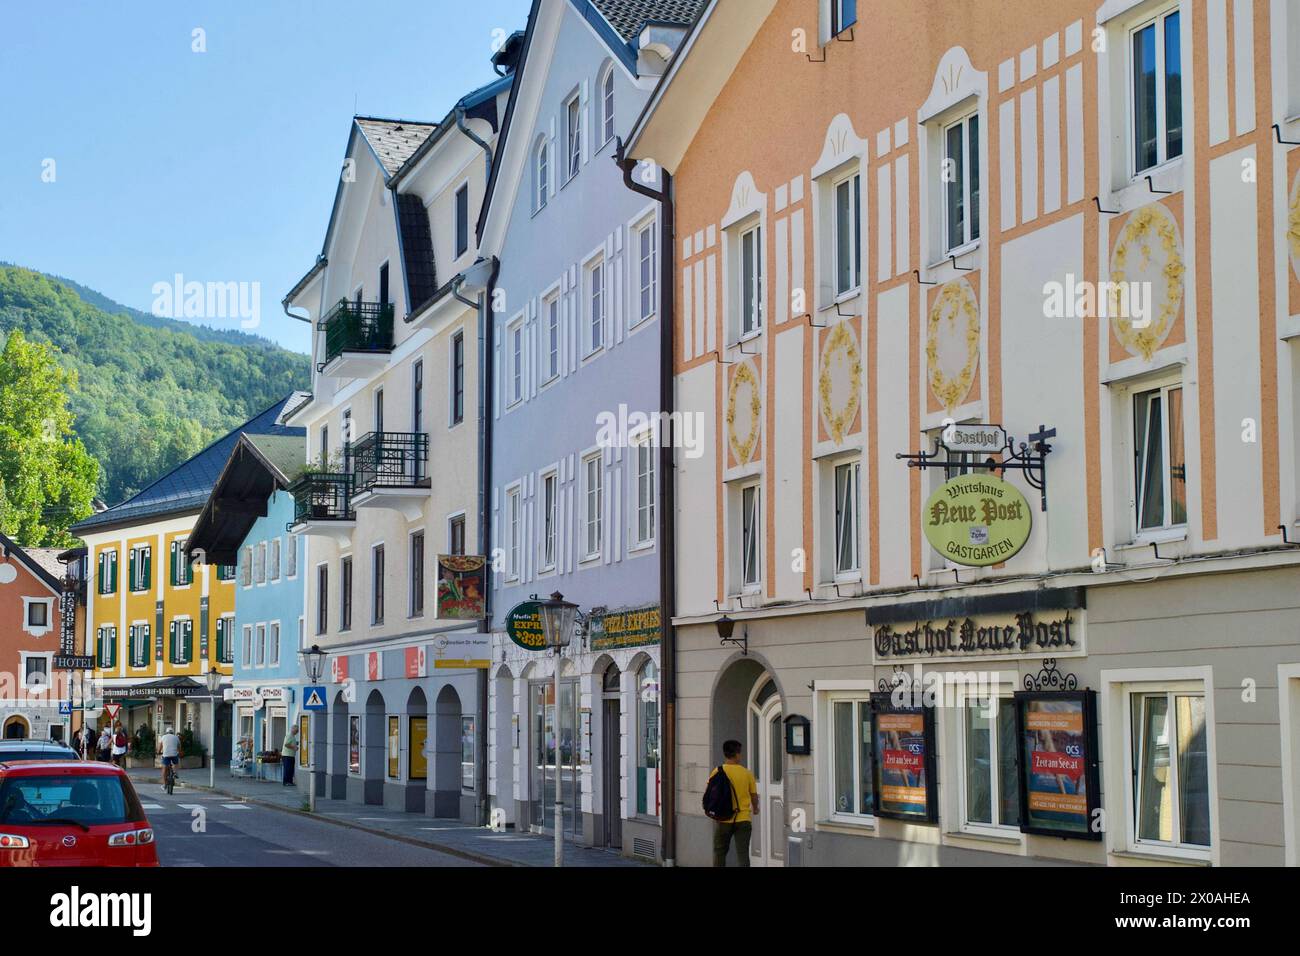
top-left (302, 686), bottom-right (328, 711)
top-left (59, 701), bottom-right (73, 716)
top-left (104, 703), bottom-right (121, 721)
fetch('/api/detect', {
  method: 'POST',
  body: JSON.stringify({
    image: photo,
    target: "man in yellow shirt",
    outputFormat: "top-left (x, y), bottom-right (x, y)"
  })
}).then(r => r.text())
top-left (709, 739), bottom-right (759, 866)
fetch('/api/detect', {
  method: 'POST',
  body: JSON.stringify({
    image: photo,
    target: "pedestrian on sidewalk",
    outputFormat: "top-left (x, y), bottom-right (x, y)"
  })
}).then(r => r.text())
top-left (96, 727), bottom-right (112, 762)
top-left (79, 725), bottom-right (93, 760)
top-left (703, 739), bottom-right (759, 867)
top-left (111, 723), bottom-right (128, 767)
top-left (280, 724), bottom-right (299, 787)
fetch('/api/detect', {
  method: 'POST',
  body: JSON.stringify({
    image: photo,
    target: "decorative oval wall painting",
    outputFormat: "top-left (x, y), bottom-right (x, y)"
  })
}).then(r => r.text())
top-left (926, 278), bottom-right (980, 414)
top-left (1109, 202), bottom-right (1184, 361)
top-left (819, 321), bottom-right (861, 444)
top-left (726, 361), bottom-right (761, 465)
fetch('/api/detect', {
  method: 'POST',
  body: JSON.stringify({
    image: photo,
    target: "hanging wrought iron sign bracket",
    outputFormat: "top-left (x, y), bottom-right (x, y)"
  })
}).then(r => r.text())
top-left (897, 424), bottom-right (1055, 512)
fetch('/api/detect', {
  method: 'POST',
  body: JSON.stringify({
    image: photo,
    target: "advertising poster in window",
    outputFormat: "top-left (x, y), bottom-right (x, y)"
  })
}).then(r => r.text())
top-left (869, 694), bottom-right (937, 823)
top-left (409, 716), bottom-right (428, 780)
top-left (460, 716), bottom-right (476, 791)
top-left (348, 715), bottom-right (360, 774)
top-left (298, 714), bottom-right (310, 769)
top-left (387, 715), bottom-right (400, 778)
top-left (1014, 690), bottom-right (1101, 840)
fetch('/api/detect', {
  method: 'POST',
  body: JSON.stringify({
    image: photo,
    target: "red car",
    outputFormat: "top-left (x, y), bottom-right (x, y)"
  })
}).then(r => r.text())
top-left (0, 760), bottom-right (158, 867)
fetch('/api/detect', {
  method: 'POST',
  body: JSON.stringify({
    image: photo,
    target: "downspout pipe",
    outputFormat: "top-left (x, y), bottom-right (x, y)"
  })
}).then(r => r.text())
top-left (455, 106), bottom-right (494, 182)
top-left (476, 255), bottom-right (501, 826)
top-left (614, 139), bottom-right (677, 867)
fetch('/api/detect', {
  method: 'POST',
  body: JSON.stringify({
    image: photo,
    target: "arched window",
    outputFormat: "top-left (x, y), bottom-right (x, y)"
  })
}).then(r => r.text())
top-left (600, 65), bottom-right (615, 145)
top-left (535, 137), bottom-right (549, 211)
top-left (637, 659), bottom-right (659, 776)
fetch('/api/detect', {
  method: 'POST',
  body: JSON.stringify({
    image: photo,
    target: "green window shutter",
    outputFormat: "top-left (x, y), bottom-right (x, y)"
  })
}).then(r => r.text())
top-left (169, 542), bottom-right (177, 587)
top-left (169, 621), bottom-right (177, 663)
top-left (215, 619), bottom-right (224, 663)
top-left (111, 552), bottom-right (118, 593)
top-left (97, 554), bottom-right (105, 594)
top-left (96, 629), bottom-right (103, 666)
top-left (110, 629), bottom-right (117, 668)
top-left (129, 549), bottom-right (137, 591)
top-left (185, 622), bottom-right (193, 663)
top-left (144, 548), bottom-right (152, 589)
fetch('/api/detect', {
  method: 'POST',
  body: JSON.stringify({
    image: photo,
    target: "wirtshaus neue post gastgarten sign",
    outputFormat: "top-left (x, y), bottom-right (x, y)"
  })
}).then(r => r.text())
top-left (867, 587), bottom-right (1086, 664)
top-left (922, 473), bottom-right (1032, 566)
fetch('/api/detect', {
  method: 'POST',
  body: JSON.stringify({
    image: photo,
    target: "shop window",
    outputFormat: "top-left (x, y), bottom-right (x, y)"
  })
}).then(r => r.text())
top-left (1132, 381), bottom-right (1187, 533)
top-left (1130, 688), bottom-right (1211, 851)
top-left (943, 112), bottom-right (981, 253)
top-left (829, 696), bottom-right (874, 820)
top-left (1129, 7), bottom-right (1182, 175)
top-left (637, 660), bottom-right (660, 816)
top-left (960, 695), bottom-right (1021, 831)
top-left (582, 454), bottom-right (603, 561)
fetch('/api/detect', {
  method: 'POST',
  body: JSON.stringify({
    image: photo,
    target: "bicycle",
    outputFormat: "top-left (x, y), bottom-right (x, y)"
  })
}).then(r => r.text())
top-left (163, 759), bottom-right (178, 795)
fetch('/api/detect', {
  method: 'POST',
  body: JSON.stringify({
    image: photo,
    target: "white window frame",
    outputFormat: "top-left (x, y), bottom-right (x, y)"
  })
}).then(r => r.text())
top-left (543, 293), bottom-right (561, 383)
top-left (507, 317), bottom-right (524, 407)
top-left (824, 688), bottom-right (875, 826)
top-left (255, 623), bottom-right (266, 668)
top-left (506, 485), bottom-right (522, 581)
top-left (454, 181), bottom-right (470, 258)
top-left (831, 170), bottom-right (862, 299)
top-left (740, 481), bottom-right (762, 591)
top-left (565, 92), bottom-right (582, 182)
top-left (535, 137), bottom-right (549, 212)
top-left (600, 64), bottom-right (616, 146)
top-left (256, 541), bottom-right (267, 585)
top-left (585, 256), bottom-right (606, 357)
top-left (269, 621), bottom-right (281, 667)
top-left (242, 624), bottom-right (253, 667)
top-left (129, 622), bottom-right (150, 669)
top-left (1130, 378), bottom-right (1187, 538)
top-left (1126, 5), bottom-right (1183, 178)
top-left (447, 511), bottom-right (467, 556)
top-left (130, 544), bottom-right (150, 593)
top-left (97, 625), bottom-right (116, 668)
top-left (635, 218), bottom-right (658, 326)
top-left (21, 596), bottom-right (55, 636)
top-left (582, 452), bottom-right (603, 562)
top-left (953, 687), bottom-right (1023, 838)
top-left (831, 458), bottom-right (861, 579)
top-left (286, 533), bottom-right (298, 579)
top-left (19, 651), bottom-right (53, 692)
top-left (371, 543), bottom-right (385, 626)
top-left (942, 110), bottom-right (981, 253)
top-left (409, 529), bottom-right (425, 618)
top-left (831, 0), bottom-right (857, 36)
top-left (738, 223), bottom-right (763, 339)
top-left (270, 537), bottom-right (281, 582)
top-left (632, 433), bottom-right (655, 550)
top-left (540, 471), bottom-right (558, 573)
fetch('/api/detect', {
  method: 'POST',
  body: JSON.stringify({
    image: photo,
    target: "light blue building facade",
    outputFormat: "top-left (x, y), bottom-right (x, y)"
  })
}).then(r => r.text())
top-left (187, 423), bottom-right (308, 781)
top-left (478, 0), bottom-right (702, 859)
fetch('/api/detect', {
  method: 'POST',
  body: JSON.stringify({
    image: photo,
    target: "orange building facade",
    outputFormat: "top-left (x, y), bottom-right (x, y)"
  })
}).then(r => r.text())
top-left (631, 0), bottom-right (1300, 866)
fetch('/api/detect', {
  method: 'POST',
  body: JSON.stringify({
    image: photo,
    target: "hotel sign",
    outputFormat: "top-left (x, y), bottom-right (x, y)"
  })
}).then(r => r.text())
top-left (872, 610), bottom-right (1083, 663)
top-left (922, 473), bottom-right (1032, 566)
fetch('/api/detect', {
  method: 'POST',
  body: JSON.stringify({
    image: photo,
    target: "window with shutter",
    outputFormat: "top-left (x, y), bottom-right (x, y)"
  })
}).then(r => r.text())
top-left (110, 552), bottom-right (118, 593)
top-left (169, 621), bottom-right (178, 664)
top-left (184, 621), bottom-right (193, 663)
top-left (97, 553), bottom-right (105, 594)
top-left (143, 547), bottom-right (151, 590)
top-left (170, 541), bottom-right (178, 586)
top-left (129, 549), bottom-right (137, 591)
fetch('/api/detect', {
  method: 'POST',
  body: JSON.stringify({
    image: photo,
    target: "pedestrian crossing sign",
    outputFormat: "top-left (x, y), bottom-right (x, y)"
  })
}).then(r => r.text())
top-left (303, 686), bottom-right (328, 711)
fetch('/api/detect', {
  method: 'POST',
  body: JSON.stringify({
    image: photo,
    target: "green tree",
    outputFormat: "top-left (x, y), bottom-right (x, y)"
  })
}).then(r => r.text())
top-left (0, 330), bottom-right (100, 545)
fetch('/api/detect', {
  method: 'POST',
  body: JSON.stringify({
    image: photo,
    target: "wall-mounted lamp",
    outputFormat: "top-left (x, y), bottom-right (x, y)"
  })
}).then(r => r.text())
top-left (715, 614), bottom-right (747, 655)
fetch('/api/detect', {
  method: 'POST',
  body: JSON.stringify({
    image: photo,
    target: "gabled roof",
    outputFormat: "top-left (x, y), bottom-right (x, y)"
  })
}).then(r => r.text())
top-left (186, 429), bottom-right (307, 565)
top-left (70, 396), bottom-right (303, 536)
top-left (354, 117), bottom-right (439, 177)
top-left (590, 0), bottom-right (706, 41)
top-left (0, 532), bottom-right (63, 595)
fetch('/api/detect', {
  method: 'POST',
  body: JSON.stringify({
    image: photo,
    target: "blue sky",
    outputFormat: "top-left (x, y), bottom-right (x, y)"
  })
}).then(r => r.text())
top-left (0, 0), bottom-right (531, 352)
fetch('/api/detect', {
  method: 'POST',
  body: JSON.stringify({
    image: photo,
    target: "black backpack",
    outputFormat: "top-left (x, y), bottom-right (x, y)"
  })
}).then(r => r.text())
top-left (702, 765), bottom-right (738, 821)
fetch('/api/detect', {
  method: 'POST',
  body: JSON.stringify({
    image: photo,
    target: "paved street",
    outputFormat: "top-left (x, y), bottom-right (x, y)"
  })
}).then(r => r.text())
top-left (136, 780), bottom-right (483, 868)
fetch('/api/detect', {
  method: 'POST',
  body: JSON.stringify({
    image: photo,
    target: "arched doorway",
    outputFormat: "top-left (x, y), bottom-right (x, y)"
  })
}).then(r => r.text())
top-left (330, 691), bottom-right (350, 800)
top-left (362, 689), bottom-right (385, 805)
top-left (405, 687), bottom-right (428, 813)
top-left (432, 685), bottom-right (463, 818)
top-left (600, 660), bottom-right (622, 849)
top-left (747, 676), bottom-right (784, 867)
top-left (3, 715), bottom-right (29, 739)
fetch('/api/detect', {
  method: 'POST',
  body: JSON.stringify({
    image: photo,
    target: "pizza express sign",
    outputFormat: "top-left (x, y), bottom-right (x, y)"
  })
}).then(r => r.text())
top-left (923, 473), bottom-right (1032, 567)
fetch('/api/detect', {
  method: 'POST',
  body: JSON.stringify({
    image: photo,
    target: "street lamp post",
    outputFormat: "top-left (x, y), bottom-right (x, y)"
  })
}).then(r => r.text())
top-left (536, 592), bottom-right (579, 868)
top-left (300, 645), bottom-right (328, 813)
top-left (204, 666), bottom-right (223, 789)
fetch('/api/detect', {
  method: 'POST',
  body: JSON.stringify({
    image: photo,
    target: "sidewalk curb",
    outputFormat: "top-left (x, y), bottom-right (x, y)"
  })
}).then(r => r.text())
top-left (157, 779), bottom-right (520, 868)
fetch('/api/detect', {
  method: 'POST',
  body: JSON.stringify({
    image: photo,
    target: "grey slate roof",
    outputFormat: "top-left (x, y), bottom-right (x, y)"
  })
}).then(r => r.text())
top-left (70, 396), bottom-right (303, 535)
top-left (354, 117), bottom-right (439, 178)
top-left (590, 0), bottom-right (707, 41)
top-left (0, 533), bottom-right (63, 594)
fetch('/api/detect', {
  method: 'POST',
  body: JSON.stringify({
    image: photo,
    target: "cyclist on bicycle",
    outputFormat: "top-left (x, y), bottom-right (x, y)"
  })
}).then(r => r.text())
top-left (158, 726), bottom-right (182, 788)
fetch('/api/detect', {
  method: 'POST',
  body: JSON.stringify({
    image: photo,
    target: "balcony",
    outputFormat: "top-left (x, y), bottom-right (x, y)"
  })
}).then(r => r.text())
top-left (349, 432), bottom-right (431, 520)
top-left (287, 472), bottom-right (355, 543)
top-left (317, 299), bottom-right (395, 379)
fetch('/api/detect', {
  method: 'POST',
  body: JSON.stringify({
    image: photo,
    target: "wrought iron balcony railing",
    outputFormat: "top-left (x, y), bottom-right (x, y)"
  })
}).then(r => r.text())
top-left (318, 299), bottom-right (395, 370)
top-left (288, 472), bottom-right (355, 528)
top-left (350, 432), bottom-right (431, 496)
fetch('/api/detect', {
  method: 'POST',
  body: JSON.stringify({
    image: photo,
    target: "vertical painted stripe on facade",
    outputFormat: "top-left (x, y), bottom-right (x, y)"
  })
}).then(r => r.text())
top-left (1252, 1), bottom-right (1280, 535)
top-left (876, 163), bottom-right (892, 282)
top-left (1082, 31), bottom-right (1102, 553)
top-left (999, 97), bottom-right (1018, 230)
top-left (714, 362), bottom-right (724, 604)
top-left (694, 261), bottom-right (707, 359)
top-left (1224, 0), bottom-right (1238, 139)
top-left (1208, 0), bottom-right (1231, 145)
top-left (681, 258), bottom-right (694, 363)
top-left (988, 88), bottom-right (1004, 425)
top-left (776, 215), bottom-right (790, 326)
top-left (790, 209), bottom-right (805, 317)
top-left (1065, 63), bottom-right (1084, 205)
top-left (1234, 0), bottom-right (1256, 137)
top-left (1195, 0), bottom-right (1221, 541)
top-left (1020, 87), bottom-right (1039, 224)
top-left (705, 253), bottom-right (718, 356)
top-left (765, 204), bottom-right (777, 601)
top-left (867, 302), bottom-right (880, 584)
top-left (1042, 74), bottom-right (1062, 215)
top-left (893, 155), bottom-right (909, 276)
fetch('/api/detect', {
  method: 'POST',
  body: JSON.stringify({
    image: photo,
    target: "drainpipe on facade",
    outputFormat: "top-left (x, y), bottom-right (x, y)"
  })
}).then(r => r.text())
top-left (475, 256), bottom-right (501, 826)
top-left (455, 106), bottom-right (493, 183)
top-left (614, 141), bottom-right (677, 866)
